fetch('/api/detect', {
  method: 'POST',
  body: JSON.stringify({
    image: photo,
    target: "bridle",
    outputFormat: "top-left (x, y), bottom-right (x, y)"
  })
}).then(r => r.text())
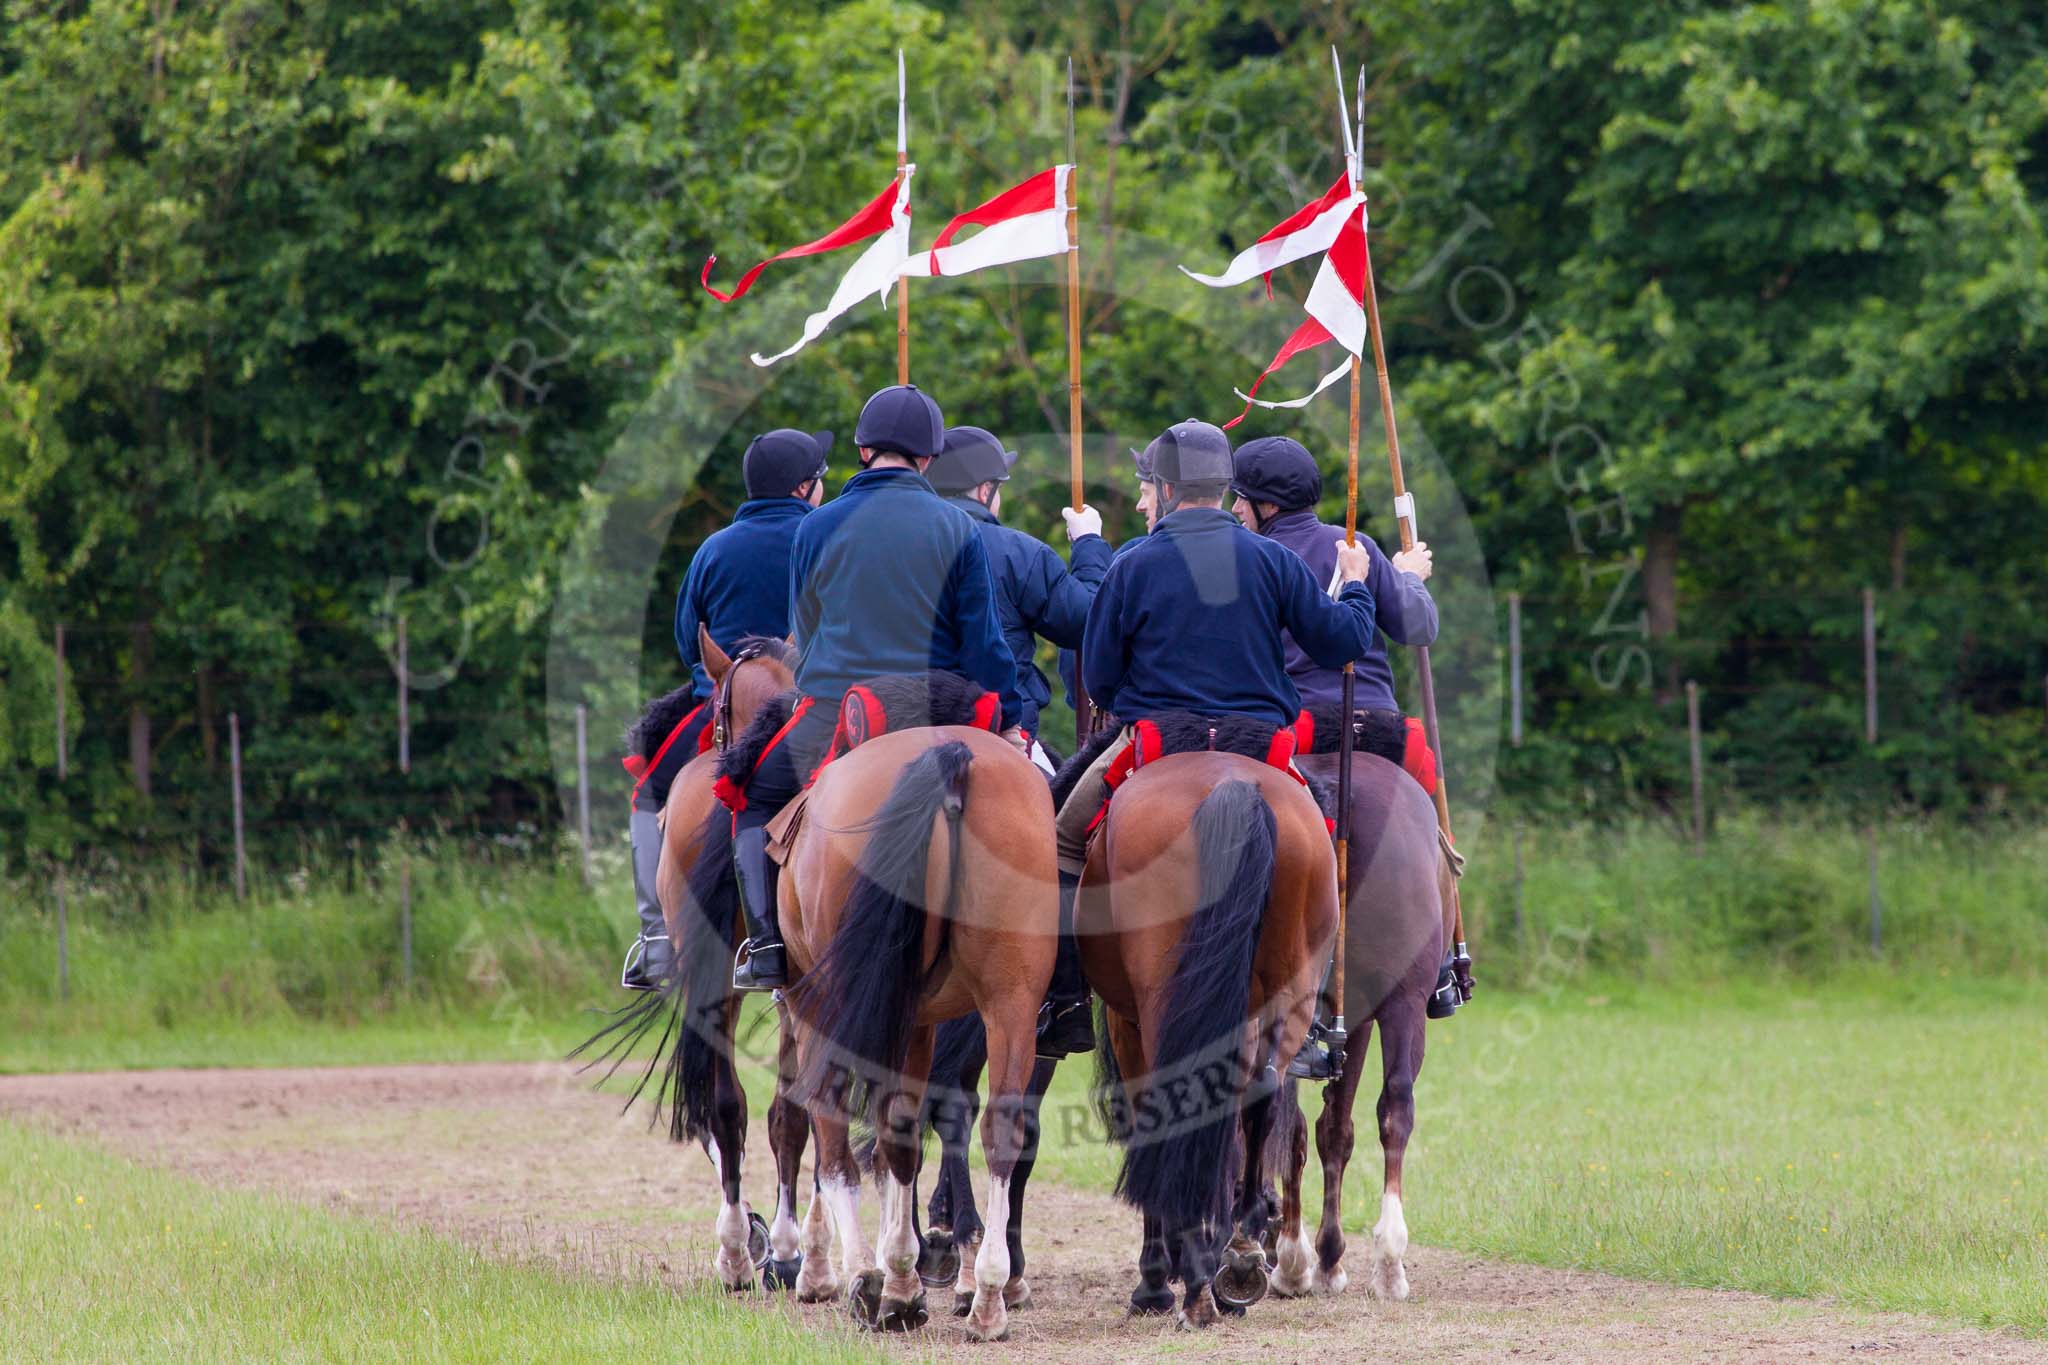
top-left (711, 641), bottom-right (773, 754)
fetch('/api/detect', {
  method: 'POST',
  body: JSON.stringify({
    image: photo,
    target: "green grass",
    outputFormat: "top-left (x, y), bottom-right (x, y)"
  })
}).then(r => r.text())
top-left (0, 1118), bottom-right (878, 1363)
top-left (1014, 974), bottom-right (2048, 1332)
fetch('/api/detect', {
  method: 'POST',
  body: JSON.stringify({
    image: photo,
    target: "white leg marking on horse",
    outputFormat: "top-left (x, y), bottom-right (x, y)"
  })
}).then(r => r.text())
top-left (822, 1175), bottom-right (868, 1285)
top-left (876, 1170), bottom-right (922, 1308)
top-left (713, 1192), bottom-right (753, 1290)
top-left (794, 1190), bottom-right (840, 1302)
top-left (964, 1174), bottom-right (1012, 1341)
top-left (1271, 1226), bottom-right (1315, 1297)
top-left (769, 1184), bottom-right (801, 1262)
top-left (1371, 1190), bottom-right (1410, 1301)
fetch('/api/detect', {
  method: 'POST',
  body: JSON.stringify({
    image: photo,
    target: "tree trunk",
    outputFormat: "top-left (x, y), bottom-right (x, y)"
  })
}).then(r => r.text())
top-left (1643, 503), bottom-right (1682, 700)
top-left (129, 620), bottom-right (154, 798)
top-left (1889, 523), bottom-right (1907, 592)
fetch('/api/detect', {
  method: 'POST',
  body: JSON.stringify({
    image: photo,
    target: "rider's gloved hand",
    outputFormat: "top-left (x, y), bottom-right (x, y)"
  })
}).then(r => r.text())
top-left (1335, 537), bottom-right (1373, 584)
top-left (1391, 540), bottom-right (1433, 582)
top-left (1061, 504), bottom-right (1104, 542)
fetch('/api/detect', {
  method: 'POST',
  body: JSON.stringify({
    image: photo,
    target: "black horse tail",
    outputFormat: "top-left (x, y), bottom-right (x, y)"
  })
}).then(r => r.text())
top-left (671, 805), bottom-right (739, 1143)
top-left (792, 740), bottom-right (973, 1119)
top-left (1115, 779), bottom-right (1277, 1236)
top-left (568, 804), bottom-right (737, 1144)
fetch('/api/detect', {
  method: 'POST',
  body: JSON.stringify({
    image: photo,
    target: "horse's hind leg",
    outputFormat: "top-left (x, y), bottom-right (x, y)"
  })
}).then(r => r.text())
top-left (1269, 1079), bottom-right (1315, 1296)
top-left (763, 1009), bottom-right (808, 1291)
top-left (999, 1056), bottom-right (1053, 1312)
top-left (1370, 996), bottom-right (1425, 1301)
top-left (871, 1025), bottom-right (934, 1331)
top-left (709, 1002), bottom-right (756, 1292)
top-left (1312, 1017), bottom-right (1368, 1295)
top-left (964, 1007), bottom-right (1034, 1342)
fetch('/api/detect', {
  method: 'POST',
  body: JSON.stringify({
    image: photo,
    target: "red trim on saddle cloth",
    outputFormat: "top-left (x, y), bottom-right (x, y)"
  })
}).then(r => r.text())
top-left (813, 684), bottom-right (1008, 783)
top-left (714, 696), bottom-right (817, 814)
top-left (1086, 721), bottom-right (1321, 835)
top-left (1402, 716), bottom-right (1438, 797)
top-left (628, 700), bottom-right (707, 804)
top-left (1292, 710), bottom-right (1315, 755)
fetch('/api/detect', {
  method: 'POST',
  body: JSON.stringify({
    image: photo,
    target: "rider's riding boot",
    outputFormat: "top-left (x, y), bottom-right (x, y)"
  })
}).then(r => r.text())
top-left (1286, 953), bottom-right (1342, 1080)
top-left (1426, 948), bottom-right (1464, 1018)
top-left (1035, 871), bottom-right (1094, 1059)
top-left (620, 807), bottom-right (673, 992)
top-left (731, 823), bottom-right (787, 992)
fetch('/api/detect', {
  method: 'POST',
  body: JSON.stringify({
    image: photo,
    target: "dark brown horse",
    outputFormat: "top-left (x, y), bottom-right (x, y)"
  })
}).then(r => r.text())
top-left (1079, 753), bottom-right (1337, 1328)
top-left (1264, 748), bottom-right (1448, 1301)
top-left (776, 723), bottom-right (1057, 1340)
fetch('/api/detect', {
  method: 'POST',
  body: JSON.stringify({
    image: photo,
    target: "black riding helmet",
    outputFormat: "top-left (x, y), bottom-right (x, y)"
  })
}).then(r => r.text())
top-left (1231, 435), bottom-right (1322, 513)
top-left (741, 428), bottom-right (832, 498)
top-left (927, 425), bottom-right (1017, 495)
top-left (853, 383), bottom-right (946, 460)
top-left (1141, 419), bottom-right (1235, 489)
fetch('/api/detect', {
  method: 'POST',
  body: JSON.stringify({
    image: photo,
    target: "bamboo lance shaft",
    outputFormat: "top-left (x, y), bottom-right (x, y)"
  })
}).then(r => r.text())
top-left (1360, 229), bottom-right (1463, 952)
top-left (896, 153), bottom-right (910, 384)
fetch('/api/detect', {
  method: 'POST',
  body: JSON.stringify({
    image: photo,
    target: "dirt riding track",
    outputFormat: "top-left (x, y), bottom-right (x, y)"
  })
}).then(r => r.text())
top-left (4, 1062), bottom-right (2040, 1363)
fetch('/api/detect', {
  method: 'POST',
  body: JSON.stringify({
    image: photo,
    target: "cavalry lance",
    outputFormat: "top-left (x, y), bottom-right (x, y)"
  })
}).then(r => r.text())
top-left (895, 50), bottom-right (910, 383)
top-left (1337, 52), bottom-right (1471, 1019)
top-left (1064, 57), bottom-right (1095, 740)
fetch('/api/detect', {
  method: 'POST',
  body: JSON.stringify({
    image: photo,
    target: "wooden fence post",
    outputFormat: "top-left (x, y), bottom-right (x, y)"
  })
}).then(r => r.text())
top-left (1508, 592), bottom-right (1525, 939)
top-left (1686, 680), bottom-right (1705, 854)
top-left (397, 616), bottom-right (410, 776)
top-left (575, 703), bottom-right (592, 886)
top-left (229, 712), bottom-right (247, 900)
top-left (54, 625), bottom-right (67, 780)
top-left (1864, 587), bottom-right (1881, 953)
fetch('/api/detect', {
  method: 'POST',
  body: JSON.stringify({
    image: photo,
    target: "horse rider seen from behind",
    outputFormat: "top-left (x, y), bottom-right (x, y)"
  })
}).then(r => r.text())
top-left (621, 427), bottom-right (828, 991)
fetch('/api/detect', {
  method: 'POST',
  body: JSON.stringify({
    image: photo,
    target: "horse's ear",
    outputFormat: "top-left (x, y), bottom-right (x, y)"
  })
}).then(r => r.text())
top-left (700, 626), bottom-right (732, 684)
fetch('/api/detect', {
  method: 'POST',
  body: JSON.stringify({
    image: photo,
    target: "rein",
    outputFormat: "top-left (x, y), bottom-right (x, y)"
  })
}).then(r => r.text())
top-left (712, 643), bottom-right (771, 754)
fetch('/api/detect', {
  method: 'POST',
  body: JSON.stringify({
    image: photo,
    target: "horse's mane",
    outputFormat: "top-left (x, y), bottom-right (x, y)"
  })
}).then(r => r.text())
top-left (731, 634), bottom-right (800, 668)
top-left (716, 689), bottom-right (801, 788)
top-left (624, 683), bottom-right (700, 760)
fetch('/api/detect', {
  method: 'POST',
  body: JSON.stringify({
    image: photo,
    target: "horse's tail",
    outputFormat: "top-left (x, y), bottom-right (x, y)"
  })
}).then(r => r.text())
top-left (568, 803), bottom-right (737, 1144)
top-left (1116, 778), bottom-right (1277, 1234)
top-left (671, 805), bottom-right (739, 1143)
top-left (792, 739), bottom-right (973, 1118)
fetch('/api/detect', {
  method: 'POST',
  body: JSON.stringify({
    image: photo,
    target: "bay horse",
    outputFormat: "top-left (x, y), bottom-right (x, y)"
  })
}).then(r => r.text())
top-left (1265, 746), bottom-right (1449, 1302)
top-left (575, 631), bottom-right (811, 1294)
top-left (1078, 751), bottom-right (1337, 1329)
top-left (778, 722), bottom-right (1056, 1341)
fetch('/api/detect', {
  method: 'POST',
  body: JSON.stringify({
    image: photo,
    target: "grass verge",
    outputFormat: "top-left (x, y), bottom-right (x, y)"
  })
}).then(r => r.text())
top-left (0, 1117), bottom-right (877, 1363)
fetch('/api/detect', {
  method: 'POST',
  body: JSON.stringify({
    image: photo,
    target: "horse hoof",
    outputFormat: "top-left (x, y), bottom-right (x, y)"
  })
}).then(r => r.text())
top-left (952, 1290), bottom-right (974, 1317)
top-left (1372, 1258), bottom-right (1410, 1302)
top-left (761, 1254), bottom-right (802, 1292)
top-left (1213, 1245), bottom-right (1269, 1311)
top-left (746, 1211), bottom-right (771, 1268)
top-left (720, 1276), bottom-right (754, 1295)
top-left (918, 1227), bottom-right (960, 1288)
top-left (796, 1276), bottom-right (840, 1305)
top-left (1002, 1276), bottom-right (1032, 1310)
top-left (1128, 1285), bottom-right (1175, 1317)
top-left (846, 1269), bottom-right (884, 1327)
top-left (1311, 1263), bottom-right (1349, 1296)
top-left (876, 1291), bottom-right (929, 1333)
top-left (964, 1295), bottom-right (1011, 1343)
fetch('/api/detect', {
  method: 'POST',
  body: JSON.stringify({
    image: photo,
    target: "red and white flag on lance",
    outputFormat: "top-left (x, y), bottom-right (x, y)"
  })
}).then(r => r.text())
top-left (699, 170), bottom-right (915, 366)
top-left (1180, 174), bottom-right (1364, 295)
top-left (1222, 200), bottom-right (1369, 429)
top-left (898, 165), bottom-right (1072, 279)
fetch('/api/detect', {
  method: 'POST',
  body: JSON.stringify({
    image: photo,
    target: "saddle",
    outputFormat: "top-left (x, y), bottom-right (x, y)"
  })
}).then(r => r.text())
top-left (1062, 712), bottom-right (1334, 840)
top-left (716, 671), bottom-right (1002, 862)
top-left (1294, 704), bottom-right (1438, 797)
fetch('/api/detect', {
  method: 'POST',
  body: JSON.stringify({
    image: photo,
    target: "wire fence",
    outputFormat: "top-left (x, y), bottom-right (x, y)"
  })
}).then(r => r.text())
top-left (14, 583), bottom-right (2047, 999)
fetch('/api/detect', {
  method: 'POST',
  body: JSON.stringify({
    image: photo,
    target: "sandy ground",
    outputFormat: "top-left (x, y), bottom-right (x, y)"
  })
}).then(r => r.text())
top-left (4, 1061), bottom-right (2042, 1363)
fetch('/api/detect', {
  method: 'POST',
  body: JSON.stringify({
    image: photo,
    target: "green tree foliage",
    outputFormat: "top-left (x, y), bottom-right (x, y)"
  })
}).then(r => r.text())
top-left (2, 0), bottom-right (2042, 872)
